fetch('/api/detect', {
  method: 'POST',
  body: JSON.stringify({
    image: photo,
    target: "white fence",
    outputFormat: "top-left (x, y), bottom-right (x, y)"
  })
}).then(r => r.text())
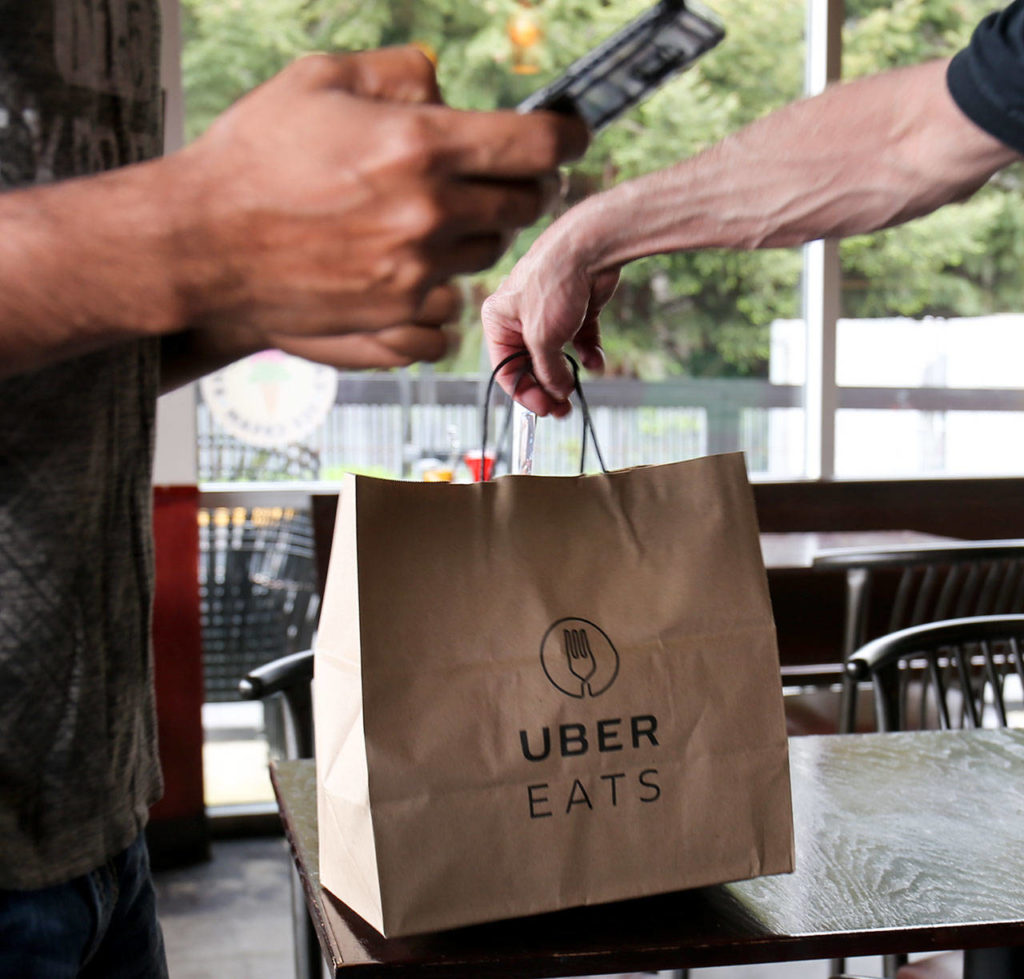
top-left (197, 372), bottom-right (803, 482)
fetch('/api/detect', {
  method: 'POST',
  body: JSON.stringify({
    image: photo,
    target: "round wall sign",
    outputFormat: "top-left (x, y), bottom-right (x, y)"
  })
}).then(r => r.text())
top-left (199, 350), bottom-right (338, 448)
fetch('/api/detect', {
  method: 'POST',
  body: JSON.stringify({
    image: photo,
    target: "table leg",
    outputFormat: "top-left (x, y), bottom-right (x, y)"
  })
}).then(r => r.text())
top-left (290, 862), bottom-right (324, 979)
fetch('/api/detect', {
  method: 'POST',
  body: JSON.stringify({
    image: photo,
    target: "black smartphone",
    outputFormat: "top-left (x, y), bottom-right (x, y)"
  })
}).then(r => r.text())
top-left (517, 0), bottom-right (725, 132)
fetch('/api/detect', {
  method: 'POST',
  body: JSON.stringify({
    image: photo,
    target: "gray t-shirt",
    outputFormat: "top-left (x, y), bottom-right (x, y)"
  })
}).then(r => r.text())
top-left (0, 0), bottom-right (164, 889)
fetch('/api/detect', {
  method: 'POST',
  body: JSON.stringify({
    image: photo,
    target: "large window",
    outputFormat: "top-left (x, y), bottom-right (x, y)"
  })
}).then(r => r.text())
top-left (175, 0), bottom-right (1024, 808)
top-left (182, 0), bottom-right (1024, 485)
top-left (183, 0), bottom-right (808, 485)
top-left (826, 0), bottom-right (1024, 478)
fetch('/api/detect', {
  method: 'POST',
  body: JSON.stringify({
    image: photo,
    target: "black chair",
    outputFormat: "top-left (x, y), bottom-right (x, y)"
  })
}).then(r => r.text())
top-left (845, 613), bottom-right (1024, 733)
top-left (811, 541), bottom-right (1024, 732)
top-left (239, 648), bottom-right (315, 761)
top-left (830, 613), bottom-right (1024, 979)
top-left (239, 648), bottom-right (319, 979)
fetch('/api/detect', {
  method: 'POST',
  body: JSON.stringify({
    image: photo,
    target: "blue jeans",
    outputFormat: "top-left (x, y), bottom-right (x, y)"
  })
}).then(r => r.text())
top-left (0, 833), bottom-right (168, 978)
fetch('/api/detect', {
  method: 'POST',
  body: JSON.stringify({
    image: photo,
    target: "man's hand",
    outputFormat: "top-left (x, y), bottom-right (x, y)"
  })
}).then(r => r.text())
top-left (0, 46), bottom-right (588, 382)
top-left (161, 308), bottom-right (460, 392)
top-left (167, 47), bottom-right (588, 364)
top-left (482, 224), bottom-right (620, 416)
top-left (482, 58), bottom-right (1022, 416)
top-left (288, 322), bottom-right (458, 369)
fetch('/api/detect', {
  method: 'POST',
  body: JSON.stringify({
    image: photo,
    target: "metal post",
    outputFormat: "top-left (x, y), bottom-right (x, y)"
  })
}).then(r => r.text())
top-left (398, 369), bottom-right (414, 479)
top-left (807, 11), bottom-right (845, 977)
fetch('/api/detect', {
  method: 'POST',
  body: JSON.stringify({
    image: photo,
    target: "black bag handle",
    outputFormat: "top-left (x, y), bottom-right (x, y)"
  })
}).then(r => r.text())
top-left (479, 351), bottom-right (608, 481)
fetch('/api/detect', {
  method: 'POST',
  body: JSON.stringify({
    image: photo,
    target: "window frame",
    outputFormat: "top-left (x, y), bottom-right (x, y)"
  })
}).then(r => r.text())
top-left (156, 0), bottom-right (1024, 486)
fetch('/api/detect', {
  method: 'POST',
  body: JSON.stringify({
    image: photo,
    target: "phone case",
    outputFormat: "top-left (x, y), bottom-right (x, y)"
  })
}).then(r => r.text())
top-left (517, 0), bottom-right (725, 131)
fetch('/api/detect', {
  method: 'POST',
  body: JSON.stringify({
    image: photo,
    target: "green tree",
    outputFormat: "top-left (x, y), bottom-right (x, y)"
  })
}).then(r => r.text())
top-left (181, 0), bottom-right (1024, 378)
top-left (839, 0), bottom-right (1024, 320)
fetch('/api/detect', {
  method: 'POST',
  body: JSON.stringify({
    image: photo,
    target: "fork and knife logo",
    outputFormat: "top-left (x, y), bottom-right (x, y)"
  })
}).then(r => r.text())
top-left (540, 617), bottom-right (620, 698)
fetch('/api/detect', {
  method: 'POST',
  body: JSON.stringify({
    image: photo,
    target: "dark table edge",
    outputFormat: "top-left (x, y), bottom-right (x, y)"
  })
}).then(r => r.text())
top-left (269, 763), bottom-right (346, 970)
top-left (270, 752), bottom-right (1024, 978)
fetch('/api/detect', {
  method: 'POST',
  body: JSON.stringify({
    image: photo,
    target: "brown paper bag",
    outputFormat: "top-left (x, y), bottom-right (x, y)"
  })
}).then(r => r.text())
top-left (313, 450), bottom-right (794, 937)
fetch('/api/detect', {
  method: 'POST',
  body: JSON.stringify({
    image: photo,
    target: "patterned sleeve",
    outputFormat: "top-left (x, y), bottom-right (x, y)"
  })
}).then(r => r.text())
top-left (947, 0), bottom-right (1024, 154)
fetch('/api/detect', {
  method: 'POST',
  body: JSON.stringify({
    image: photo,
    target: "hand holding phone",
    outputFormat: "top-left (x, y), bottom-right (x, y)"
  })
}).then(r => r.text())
top-left (517, 0), bottom-right (725, 132)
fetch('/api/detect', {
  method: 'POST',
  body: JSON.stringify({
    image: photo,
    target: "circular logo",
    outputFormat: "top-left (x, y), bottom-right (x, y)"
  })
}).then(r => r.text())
top-left (540, 617), bottom-right (620, 698)
top-left (199, 350), bottom-right (338, 449)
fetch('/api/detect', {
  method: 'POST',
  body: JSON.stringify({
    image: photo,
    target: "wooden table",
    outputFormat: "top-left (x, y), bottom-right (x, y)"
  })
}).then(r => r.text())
top-left (271, 729), bottom-right (1024, 978)
top-left (759, 529), bottom-right (955, 571)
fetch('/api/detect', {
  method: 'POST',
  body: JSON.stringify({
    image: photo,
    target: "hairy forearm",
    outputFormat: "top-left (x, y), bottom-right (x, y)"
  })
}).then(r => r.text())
top-left (0, 162), bottom-right (269, 391)
top-left (1, 49), bottom-right (587, 388)
top-left (567, 59), bottom-right (1020, 275)
top-left (0, 161), bottom-right (188, 380)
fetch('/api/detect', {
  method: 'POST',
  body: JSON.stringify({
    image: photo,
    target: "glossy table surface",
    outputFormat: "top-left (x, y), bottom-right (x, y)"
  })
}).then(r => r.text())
top-left (271, 729), bottom-right (1024, 977)
top-left (759, 529), bottom-right (954, 571)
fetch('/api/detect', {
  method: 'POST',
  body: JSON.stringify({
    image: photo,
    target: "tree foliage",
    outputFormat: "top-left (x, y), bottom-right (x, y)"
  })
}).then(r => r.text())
top-left (181, 0), bottom-right (1024, 378)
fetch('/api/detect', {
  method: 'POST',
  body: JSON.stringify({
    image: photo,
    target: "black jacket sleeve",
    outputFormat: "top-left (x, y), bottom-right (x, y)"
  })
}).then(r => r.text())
top-left (948, 0), bottom-right (1024, 154)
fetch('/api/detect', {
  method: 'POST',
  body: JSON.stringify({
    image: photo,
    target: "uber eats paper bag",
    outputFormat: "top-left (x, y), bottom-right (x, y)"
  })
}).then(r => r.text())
top-left (314, 450), bottom-right (793, 937)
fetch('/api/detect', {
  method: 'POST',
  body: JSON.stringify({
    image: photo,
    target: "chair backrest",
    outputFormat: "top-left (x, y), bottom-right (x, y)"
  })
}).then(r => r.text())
top-left (234, 497), bottom-right (339, 764)
top-left (845, 614), bottom-right (1024, 732)
top-left (311, 493), bottom-right (340, 598)
top-left (812, 541), bottom-right (1024, 731)
top-left (238, 648), bottom-right (315, 759)
top-left (813, 540), bottom-right (1024, 661)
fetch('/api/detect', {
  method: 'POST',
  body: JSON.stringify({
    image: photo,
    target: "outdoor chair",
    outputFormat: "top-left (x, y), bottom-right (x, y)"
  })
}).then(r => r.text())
top-left (811, 540), bottom-right (1024, 732)
top-left (830, 613), bottom-right (1024, 979)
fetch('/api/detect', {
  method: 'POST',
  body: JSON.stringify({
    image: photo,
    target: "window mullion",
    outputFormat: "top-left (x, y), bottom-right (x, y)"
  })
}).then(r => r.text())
top-left (801, 0), bottom-right (843, 480)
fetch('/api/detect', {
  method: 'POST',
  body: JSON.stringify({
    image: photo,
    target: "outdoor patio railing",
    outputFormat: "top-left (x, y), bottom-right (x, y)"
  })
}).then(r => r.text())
top-left (197, 371), bottom-right (805, 483)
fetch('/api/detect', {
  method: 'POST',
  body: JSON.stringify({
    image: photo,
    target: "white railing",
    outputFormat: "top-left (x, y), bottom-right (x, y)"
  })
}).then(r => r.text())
top-left (197, 372), bottom-right (803, 483)
top-left (197, 370), bottom-right (1024, 487)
